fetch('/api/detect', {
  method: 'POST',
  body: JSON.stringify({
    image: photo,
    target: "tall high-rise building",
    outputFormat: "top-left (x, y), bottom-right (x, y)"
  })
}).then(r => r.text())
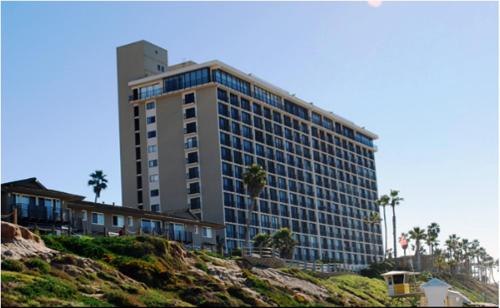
top-left (117, 40), bottom-right (383, 266)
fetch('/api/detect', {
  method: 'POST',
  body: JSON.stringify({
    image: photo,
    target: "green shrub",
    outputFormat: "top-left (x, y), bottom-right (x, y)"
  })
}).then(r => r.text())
top-left (97, 271), bottom-right (119, 283)
top-left (42, 235), bottom-right (68, 252)
top-left (25, 258), bottom-right (50, 274)
top-left (179, 286), bottom-right (208, 305)
top-left (203, 250), bottom-right (228, 260)
top-left (227, 286), bottom-right (260, 306)
top-left (2, 259), bottom-right (25, 272)
top-left (18, 276), bottom-right (76, 300)
top-left (106, 290), bottom-right (143, 306)
top-left (360, 259), bottom-right (396, 279)
top-left (115, 258), bottom-right (159, 287)
top-left (43, 236), bottom-right (107, 259)
top-left (140, 290), bottom-right (181, 307)
top-left (52, 254), bottom-right (79, 265)
top-left (195, 261), bottom-right (209, 273)
top-left (231, 248), bottom-right (242, 257)
top-left (79, 296), bottom-right (114, 307)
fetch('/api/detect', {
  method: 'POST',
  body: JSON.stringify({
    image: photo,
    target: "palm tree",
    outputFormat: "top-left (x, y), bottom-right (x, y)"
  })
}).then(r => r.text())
top-left (445, 234), bottom-right (460, 273)
top-left (88, 170), bottom-right (108, 203)
top-left (242, 164), bottom-right (267, 255)
top-left (409, 226), bottom-right (427, 271)
top-left (271, 228), bottom-right (297, 259)
top-left (364, 212), bottom-right (382, 229)
top-left (434, 250), bottom-right (448, 273)
top-left (426, 222), bottom-right (440, 255)
top-left (388, 190), bottom-right (404, 258)
top-left (445, 234), bottom-right (460, 262)
top-left (470, 239), bottom-right (481, 278)
top-left (375, 195), bottom-right (390, 258)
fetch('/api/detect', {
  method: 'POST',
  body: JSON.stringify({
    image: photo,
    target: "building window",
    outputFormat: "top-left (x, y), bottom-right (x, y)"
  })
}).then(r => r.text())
top-left (136, 176), bottom-right (142, 189)
top-left (146, 101), bottom-right (155, 110)
top-left (137, 190), bottom-right (143, 204)
top-left (151, 204), bottom-right (160, 212)
top-left (148, 159), bottom-right (158, 167)
top-left (186, 151), bottom-right (198, 164)
top-left (147, 131), bottom-right (157, 138)
top-left (82, 210), bottom-right (87, 221)
top-left (217, 88), bottom-right (228, 102)
top-left (149, 174), bottom-right (159, 183)
top-left (147, 145), bottom-right (157, 153)
top-left (184, 93), bottom-right (195, 104)
top-left (134, 106), bottom-right (139, 117)
top-left (136, 161), bottom-right (142, 174)
top-left (185, 122), bottom-right (197, 134)
top-left (184, 108), bottom-right (196, 119)
top-left (135, 147), bottom-right (141, 160)
top-left (146, 116), bottom-right (156, 124)
top-left (91, 212), bottom-right (104, 225)
top-left (185, 137), bottom-right (198, 149)
top-left (188, 167), bottom-right (199, 179)
top-left (135, 133), bottom-right (140, 145)
top-left (112, 215), bottom-right (124, 227)
top-left (150, 189), bottom-right (159, 197)
top-left (134, 118), bottom-right (140, 131)
top-left (190, 197), bottom-right (201, 210)
top-left (202, 227), bottom-right (212, 238)
top-left (188, 182), bottom-right (200, 194)
top-left (128, 216), bottom-right (134, 227)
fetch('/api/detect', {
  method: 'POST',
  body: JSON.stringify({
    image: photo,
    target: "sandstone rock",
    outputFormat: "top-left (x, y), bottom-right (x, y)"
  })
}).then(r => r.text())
top-left (1, 221), bottom-right (55, 260)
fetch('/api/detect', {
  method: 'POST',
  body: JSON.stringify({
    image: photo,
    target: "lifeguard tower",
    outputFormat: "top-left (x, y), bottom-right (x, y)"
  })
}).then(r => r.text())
top-left (381, 271), bottom-right (420, 297)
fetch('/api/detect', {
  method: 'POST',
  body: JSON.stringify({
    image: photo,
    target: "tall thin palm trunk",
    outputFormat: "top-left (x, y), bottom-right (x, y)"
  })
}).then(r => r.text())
top-left (415, 240), bottom-right (421, 271)
top-left (392, 206), bottom-right (397, 258)
top-left (245, 198), bottom-right (257, 255)
top-left (383, 207), bottom-right (388, 258)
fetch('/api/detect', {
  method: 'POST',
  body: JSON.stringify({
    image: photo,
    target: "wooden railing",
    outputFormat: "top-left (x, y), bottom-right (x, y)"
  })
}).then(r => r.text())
top-left (283, 259), bottom-right (367, 273)
top-left (242, 247), bottom-right (280, 258)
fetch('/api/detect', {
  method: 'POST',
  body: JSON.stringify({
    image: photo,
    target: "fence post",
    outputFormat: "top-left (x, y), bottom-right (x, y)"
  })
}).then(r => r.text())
top-left (13, 206), bottom-right (18, 225)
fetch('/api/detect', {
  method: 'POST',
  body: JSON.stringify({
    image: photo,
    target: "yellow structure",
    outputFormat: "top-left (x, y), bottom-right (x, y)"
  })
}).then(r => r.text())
top-left (381, 271), bottom-right (419, 297)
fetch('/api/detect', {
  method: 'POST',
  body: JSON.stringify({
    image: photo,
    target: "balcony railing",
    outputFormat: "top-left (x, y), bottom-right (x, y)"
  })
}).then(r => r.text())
top-left (129, 87), bottom-right (163, 101)
top-left (15, 203), bottom-right (69, 223)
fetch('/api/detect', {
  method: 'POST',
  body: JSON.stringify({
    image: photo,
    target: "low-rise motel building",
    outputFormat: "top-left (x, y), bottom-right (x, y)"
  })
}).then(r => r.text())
top-left (1, 178), bottom-right (223, 251)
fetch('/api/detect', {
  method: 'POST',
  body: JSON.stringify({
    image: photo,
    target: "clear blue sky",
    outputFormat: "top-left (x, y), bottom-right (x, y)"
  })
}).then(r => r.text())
top-left (2, 1), bottom-right (498, 259)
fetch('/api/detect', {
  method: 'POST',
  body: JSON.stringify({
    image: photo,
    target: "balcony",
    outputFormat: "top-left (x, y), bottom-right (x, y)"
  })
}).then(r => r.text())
top-left (129, 87), bottom-right (163, 101)
top-left (168, 230), bottom-right (193, 243)
top-left (15, 203), bottom-right (69, 223)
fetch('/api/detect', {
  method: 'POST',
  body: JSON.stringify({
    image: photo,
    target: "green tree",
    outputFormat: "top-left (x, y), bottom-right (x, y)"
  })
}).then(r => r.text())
top-left (364, 212), bottom-right (382, 227)
top-left (388, 190), bottom-right (404, 258)
top-left (375, 195), bottom-right (390, 258)
top-left (426, 222), bottom-right (440, 255)
top-left (242, 164), bottom-right (267, 255)
top-left (253, 233), bottom-right (271, 249)
top-left (445, 234), bottom-right (460, 262)
top-left (409, 227), bottom-right (427, 271)
top-left (271, 228), bottom-right (297, 259)
top-left (88, 170), bottom-right (108, 203)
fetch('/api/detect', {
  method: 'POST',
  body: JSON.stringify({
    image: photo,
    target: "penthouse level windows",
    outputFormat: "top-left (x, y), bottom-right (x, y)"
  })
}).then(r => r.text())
top-left (213, 69), bottom-right (251, 96)
top-left (130, 68), bottom-right (210, 101)
top-left (164, 68), bottom-right (210, 93)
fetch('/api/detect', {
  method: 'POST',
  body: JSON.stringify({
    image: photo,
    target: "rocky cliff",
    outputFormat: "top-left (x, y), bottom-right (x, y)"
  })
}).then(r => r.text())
top-left (1, 222), bottom-right (496, 307)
